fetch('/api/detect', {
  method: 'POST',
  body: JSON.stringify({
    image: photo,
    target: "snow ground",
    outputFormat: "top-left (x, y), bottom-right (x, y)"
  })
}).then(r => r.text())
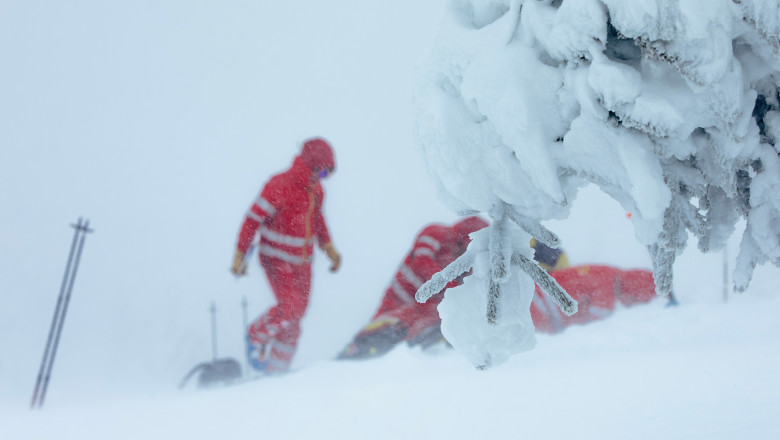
top-left (1, 1), bottom-right (778, 439)
top-left (3, 290), bottom-right (779, 440)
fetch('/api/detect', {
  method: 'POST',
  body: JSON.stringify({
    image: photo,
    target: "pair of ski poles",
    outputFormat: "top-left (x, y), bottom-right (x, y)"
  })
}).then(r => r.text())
top-left (30, 218), bottom-right (93, 409)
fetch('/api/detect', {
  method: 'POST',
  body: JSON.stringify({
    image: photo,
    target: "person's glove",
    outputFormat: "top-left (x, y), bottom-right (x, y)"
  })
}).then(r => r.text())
top-left (322, 243), bottom-right (341, 272)
top-left (231, 249), bottom-right (247, 276)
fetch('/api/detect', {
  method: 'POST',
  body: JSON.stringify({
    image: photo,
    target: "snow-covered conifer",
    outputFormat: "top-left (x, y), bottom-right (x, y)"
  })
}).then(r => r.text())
top-left (414, 0), bottom-right (780, 368)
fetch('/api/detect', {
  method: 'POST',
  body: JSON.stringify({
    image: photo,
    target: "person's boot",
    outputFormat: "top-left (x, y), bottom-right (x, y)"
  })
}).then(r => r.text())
top-left (247, 336), bottom-right (271, 373)
top-left (337, 319), bottom-right (408, 360)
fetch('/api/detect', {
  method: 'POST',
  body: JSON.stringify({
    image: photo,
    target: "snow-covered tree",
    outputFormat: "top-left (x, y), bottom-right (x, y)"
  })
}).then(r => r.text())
top-left (413, 0), bottom-right (780, 369)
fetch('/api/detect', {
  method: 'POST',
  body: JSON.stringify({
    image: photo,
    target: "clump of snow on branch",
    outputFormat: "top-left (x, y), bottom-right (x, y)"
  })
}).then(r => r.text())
top-left (416, 224), bottom-right (575, 369)
top-left (414, 0), bottom-right (780, 369)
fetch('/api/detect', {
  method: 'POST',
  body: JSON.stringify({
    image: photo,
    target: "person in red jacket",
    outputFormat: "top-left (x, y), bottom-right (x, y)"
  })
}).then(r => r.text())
top-left (339, 219), bottom-right (666, 360)
top-left (530, 265), bottom-right (658, 334)
top-left (338, 216), bottom-right (489, 360)
top-left (231, 137), bottom-right (341, 374)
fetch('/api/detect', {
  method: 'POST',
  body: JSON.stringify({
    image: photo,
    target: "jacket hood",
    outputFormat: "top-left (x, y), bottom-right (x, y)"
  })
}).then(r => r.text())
top-left (300, 137), bottom-right (335, 172)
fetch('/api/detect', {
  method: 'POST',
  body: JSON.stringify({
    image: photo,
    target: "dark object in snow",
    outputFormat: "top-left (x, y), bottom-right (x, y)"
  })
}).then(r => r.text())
top-left (179, 301), bottom-right (243, 389)
top-left (338, 320), bottom-right (409, 360)
top-left (531, 238), bottom-right (570, 272)
top-left (407, 322), bottom-right (448, 349)
top-left (179, 358), bottom-right (243, 389)
top-left (338, 320), bottom-right (450, 361)
top-left (31, 218), bottom-right (93, 410)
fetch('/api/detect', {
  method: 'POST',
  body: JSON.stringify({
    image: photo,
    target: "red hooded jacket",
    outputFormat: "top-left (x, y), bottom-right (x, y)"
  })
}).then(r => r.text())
top-left (374, 217), bottom-right (488, 338)
top-left (237, 142), bottom-right (334, 265)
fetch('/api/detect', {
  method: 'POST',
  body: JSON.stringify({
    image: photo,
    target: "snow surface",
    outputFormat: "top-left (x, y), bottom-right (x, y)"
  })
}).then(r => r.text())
top-left (1, 1), bottom-right (779, 439)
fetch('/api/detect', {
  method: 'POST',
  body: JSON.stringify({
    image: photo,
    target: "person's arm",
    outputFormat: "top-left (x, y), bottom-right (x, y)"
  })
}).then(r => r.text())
top-left (313, 192), bottom-right (340, 272)
top-left (231, 191), bottom-right (276, 275)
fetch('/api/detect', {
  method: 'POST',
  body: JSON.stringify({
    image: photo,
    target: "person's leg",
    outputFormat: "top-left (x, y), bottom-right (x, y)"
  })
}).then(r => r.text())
top-left (247, 257), bottom-right (311, 373)
top-left (337, 288), bottom-right (410, 360)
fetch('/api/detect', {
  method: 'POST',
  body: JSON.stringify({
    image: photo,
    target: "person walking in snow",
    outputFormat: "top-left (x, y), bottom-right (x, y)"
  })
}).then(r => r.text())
top-left (231, 137), bottom-right (341, 374)
top-left (338, 216), bottom-right (489, 360)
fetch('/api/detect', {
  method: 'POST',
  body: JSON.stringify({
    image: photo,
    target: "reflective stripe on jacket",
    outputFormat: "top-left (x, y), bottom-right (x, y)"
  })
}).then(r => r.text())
top-left (390, 224), bottom-right (460, 304)
top-left (237, 156), bottom-right (332, 265)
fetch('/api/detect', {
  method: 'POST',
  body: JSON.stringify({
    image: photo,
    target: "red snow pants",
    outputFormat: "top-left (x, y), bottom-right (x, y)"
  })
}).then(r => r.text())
top-left (248, 255), bottom-right (312, 373)
top-left (530, 265), bottom-right (656, 334)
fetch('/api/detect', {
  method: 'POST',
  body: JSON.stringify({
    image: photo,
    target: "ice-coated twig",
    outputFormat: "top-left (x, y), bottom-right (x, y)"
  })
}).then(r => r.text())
top-left (488, 204), bottom-right (512, 283)
top-left (486, 279), bottom-right (501, 325)
top-left (648, 199), bottom-right (694, 297)
top-left (416, 250), bottom-right (476, 304)
top-left (505, 204), bottom-right (560, 248)
top-left (417, 208), bottom-right (577, 325)
top-left (511, 252), bottom-right (577, 316)
top-left (649, 243), bottom-right (674, 297)
top-left (486, 204), bottom-right (512, 325)
top-left (734, 225), bottom-right (760, 292)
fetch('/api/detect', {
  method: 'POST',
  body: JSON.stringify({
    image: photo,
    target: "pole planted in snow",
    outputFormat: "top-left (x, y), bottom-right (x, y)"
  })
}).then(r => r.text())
top-left (241, 296), bottom-right (249, 377)
top-left (30, 218), bottom-right (82, 409)
top-left (723, 247), bottom-right (729, 303)
top-left (32, 218), bottom-right (93, 409)
top-left (210, 302), bottom-right (218, 361)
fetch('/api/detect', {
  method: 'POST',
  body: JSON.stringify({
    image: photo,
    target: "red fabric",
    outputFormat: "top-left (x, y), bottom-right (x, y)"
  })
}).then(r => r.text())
top-left (372, 223), bottom-right (471, 341)
top-left (301, 137), bottom-right (335, 172)
top-left (248, 256), bottom-right (312, 372)
top-left (453, 216), bottom-right (489, 240)
top-left (370, 262), bottom-right (658, 340)
top-left (237, 156), bottom-right (331, 259)
top-left (530, 265), bottom-right (657, 334)
top-left (238, 146), bottom-right (335, 372)
top-left (615, 269), bottom-right (657, 306)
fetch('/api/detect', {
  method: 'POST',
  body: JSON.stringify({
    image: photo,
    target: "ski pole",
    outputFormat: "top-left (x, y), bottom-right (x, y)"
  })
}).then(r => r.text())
top-left (33, 218), bottom-right (93, 409)
top-left (31, 218), bottom-right (83, 409)
top-left (242, 295), bottom-right (249, 377)
top-left (211, 302), bottom-right (218, 361)
top-left (38, 219), bottom-right (92, 408)
top-left (723, 247), bottom-right (729, 303)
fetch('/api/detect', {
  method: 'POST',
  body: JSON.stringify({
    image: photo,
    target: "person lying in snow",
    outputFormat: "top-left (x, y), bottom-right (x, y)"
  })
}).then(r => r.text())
top-left (338, 216), bottom-right (489, 360)
top-left (529, 265), bottom-right (659, 334)
top-left (339, 219), bottom-right (671, 360)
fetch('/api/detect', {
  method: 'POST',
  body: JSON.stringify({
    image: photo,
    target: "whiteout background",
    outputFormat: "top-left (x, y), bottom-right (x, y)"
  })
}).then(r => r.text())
top-left (0, 1), bottom-right (777, 439)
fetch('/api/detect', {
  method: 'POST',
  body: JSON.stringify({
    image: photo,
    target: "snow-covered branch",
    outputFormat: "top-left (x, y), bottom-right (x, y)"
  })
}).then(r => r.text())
top-left (504, 204), bottom-right (560, 248)
top-left (417, 207), bottom-right (576, 328)
top-left (415, 250), bottom-right (475, 304)
top-left (510, 252), bottom-right (576, 316)
top-left (414, 0), bottom-right (780, 368)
